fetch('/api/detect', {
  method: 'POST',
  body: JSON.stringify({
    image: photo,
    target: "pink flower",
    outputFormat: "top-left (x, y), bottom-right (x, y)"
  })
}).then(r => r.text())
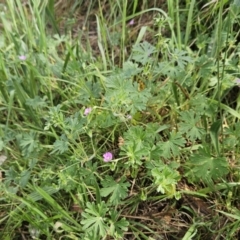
top-left (129, 19), bottom-right (134, 25)
top-left (18, 55), bottom-right (27, 61)
top-left (84, 107), bottom-right (92, 116)
top-left (103, 152), bottom-right (113, 162)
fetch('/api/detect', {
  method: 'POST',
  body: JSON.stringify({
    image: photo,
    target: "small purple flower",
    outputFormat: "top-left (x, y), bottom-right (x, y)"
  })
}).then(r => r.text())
top-left (103, 152), bottom-right (113, 162)
top-left (84, 107), bottom-right (92, 116)
top-left (129, 19), bottom-right (134, 26)
top-left (18, 55), bottom-right (27, 61)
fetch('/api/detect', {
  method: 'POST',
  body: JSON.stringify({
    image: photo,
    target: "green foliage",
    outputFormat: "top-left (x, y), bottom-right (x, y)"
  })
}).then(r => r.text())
top-left (104, 64), bottom-right (151, 115)
top-left (25, 96), bottom-right (48, 109)
top-left (78, 79), bottom-right (103, 105)
top-left (152, 165), bottom-right (181, 199)
top-left (159, 131), bottom-right (186, 159)
top-left (209, 119), bottom-right (222, 155)
top-left (185, 148), bottom-right (229, 183)
top-left (132, 41), bottom-right (156, 64)
top-left (120, 124), bottom-right (163, 168)
top-left (100, 176), bottom-right (130, 204)
top-left (81, 201), bottom-right (109, 237)
top-left (81, 201), bottom-right (129, 239)
top-left (108, 210), bottom-right (129, 238)
top-left (223, 122), bottom-right (240, 149)
top-left (178, 110), bottom-right (206, 141)
top-left (1, 0), bottom-right (240, 239)
top-left (51, 134), bottom-right (69, 154)
top-left (16, 132), bottom-right (40, 157)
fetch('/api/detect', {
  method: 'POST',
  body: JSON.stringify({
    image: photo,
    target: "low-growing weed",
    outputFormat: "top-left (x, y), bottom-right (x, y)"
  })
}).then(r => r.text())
top-left (1, 0), bottom-right (240, 239)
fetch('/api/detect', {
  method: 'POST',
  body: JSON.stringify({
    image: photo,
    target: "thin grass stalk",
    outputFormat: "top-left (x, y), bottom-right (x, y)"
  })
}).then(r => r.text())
top-left (216, 0), bottom-right (225, 155)
top-left (0, 55), bottom-right (9, 103)
top-left (4, 0), bottom-right (48, 99)
top-left (13, 0), bottom-right (28, 30)
top-left (29, 0), bottom-right (48, 53)
top-left (15, 0), bottom-right (36, 50)
top-left (5, 0), bottom-right (19, 34)
top-left (167, 0), bottom-right (174, 22)
top-left (184, 0), bottom-right (196, 46)
top-left (132, 0), bottom-right (138, 14)
top-left (45, 0), bottom-right (60, 35)
top-left (118, 0), bottom-right (127, 64)
top-left (166, 0), bottom-right (178, 46)
top-left (34, 187), bottom-right (78, 226)
top-left (172, 82), bottom-right (180, 106)
top-left (96, 15), bottom-right (107, 70)
top-left (175, 0), bottom-right (182, 48)
top-left (6, 90), bottom-right (15, 128)
top-left (0, 7), bottom-right (17, 51)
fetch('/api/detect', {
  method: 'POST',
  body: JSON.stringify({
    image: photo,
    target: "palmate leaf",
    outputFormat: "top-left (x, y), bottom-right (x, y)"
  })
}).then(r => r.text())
top-left (104, 63), bottom-right (152, 115)
top-left (178, 110), bottom-right (206, 141)
top-left (16, 132), bottom-right (39, 157)
top-left (186, 148), bottom-right (229, 183)
top-left (78, 79), bottom-right (102, 104)
top-left (81, 201), bottom-right (109, 237)
top-left (120, 125), bottom-right (152, 166)
top-left (124, 126), bottom-right (146, 147)
top-left (25, 96), bottom-right (47, 109)
top-left (170, 49), bottom-right (193, 70)
top-left (127, 84), bottom-right (151, 114)
top-left (122, 124), bottom-right (162, 156)
top-left (122, 61), bottom-right (141, 78)
top-left (132, 41), bottom-right (156, 64)
top-left (100, 176), bottom-right (130, 204)
top-left (159, 131), bottom-right (186, 158)
top-left (50, 134), bottom-right (69, 154)
top-left (121, 143), bottom-right (148, 166)
top-left (152, 165), bottom-right (181, 198)
top-left (104, 78), bottom-right (151, 115)
top-left (19, 170), bottom-right (31, 188)
top-left (154, 61), bottom-right (179, 78)
top-left (108, 210), bottom-right (129, 237)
